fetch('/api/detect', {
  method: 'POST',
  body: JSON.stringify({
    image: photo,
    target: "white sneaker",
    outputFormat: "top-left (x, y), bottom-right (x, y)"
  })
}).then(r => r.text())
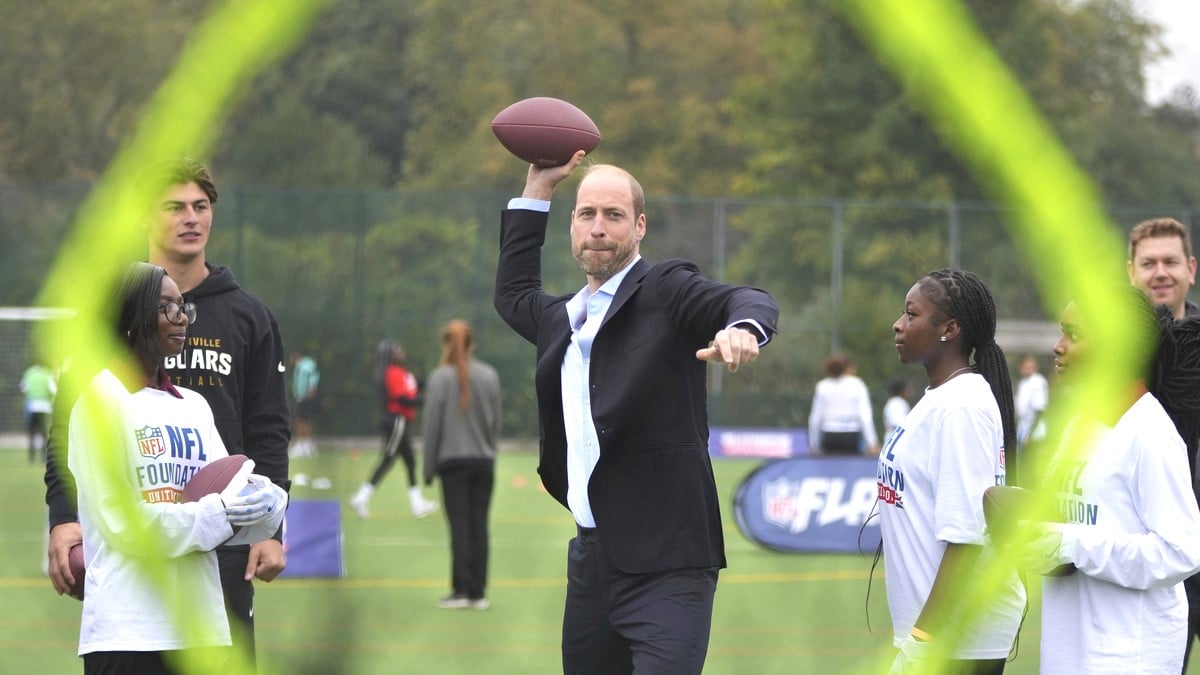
top-left (437, 595), bottom-right (470, 609)
top-left (469, 598), bottom-right (490, 610)
top-left (348, 492), bottom-right (370, 519)
top-left (408, 487), bottom-right (438, 518)
top-left (412, 498), bottom-right (438, 519)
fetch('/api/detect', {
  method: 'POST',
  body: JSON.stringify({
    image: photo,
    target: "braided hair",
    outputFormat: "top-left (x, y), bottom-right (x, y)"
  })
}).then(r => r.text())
top-left (918, 268), bottom-right (1017, 456)
top-left (1145, 301), bottom-right (1200, 476)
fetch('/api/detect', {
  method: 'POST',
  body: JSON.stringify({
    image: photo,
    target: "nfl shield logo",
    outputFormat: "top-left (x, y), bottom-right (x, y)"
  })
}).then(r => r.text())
top-left (135, 425), bottom-right (166, 459)
top-left (762, 477), bottom-right (802, 528)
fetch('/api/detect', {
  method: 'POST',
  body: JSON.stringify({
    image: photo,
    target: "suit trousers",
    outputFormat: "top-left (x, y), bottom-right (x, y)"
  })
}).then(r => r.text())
top-left (439, 463), bottom-right (495, 599)
top-left (562, 527), bottom-right (718, 675)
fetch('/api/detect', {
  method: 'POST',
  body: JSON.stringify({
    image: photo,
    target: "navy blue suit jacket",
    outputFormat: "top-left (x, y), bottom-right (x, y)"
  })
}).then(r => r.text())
top-left (494, 208), bottom-right (779, 574)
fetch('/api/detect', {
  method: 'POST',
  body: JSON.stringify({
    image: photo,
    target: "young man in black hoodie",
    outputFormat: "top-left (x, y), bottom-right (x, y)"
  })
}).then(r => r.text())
top-left (44, 158), bottom-right (292, 665)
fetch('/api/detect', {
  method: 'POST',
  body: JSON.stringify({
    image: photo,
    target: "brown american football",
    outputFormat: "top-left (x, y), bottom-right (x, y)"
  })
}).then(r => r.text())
top-left (983, 485), bottom-right (1076, 577)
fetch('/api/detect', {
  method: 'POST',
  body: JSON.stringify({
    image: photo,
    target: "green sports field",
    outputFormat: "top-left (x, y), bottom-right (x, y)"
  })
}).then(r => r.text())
top-left (2, 439), bottom-right (1175, 675)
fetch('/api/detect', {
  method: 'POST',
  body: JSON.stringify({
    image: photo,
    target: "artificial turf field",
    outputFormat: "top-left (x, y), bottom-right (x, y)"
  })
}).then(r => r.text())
top-left (3, 439), bottom-right (1181, 674)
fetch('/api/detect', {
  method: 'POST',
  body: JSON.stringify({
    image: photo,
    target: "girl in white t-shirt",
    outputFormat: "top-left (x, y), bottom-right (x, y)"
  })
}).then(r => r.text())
top-left (1014, 288), bottom-right (1200, 674)
top-left (69, 263), bottom-right (286, 675)
top-left (879, 268), bottom-right (1025, 675)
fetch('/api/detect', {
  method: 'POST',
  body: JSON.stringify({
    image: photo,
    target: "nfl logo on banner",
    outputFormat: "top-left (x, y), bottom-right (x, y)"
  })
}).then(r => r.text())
top-left (763, 477), bottom-right (803, 529)
top-left (135, 425), bottom-right (166, 459)
top-left (733, 456), bottom-right (881, 553)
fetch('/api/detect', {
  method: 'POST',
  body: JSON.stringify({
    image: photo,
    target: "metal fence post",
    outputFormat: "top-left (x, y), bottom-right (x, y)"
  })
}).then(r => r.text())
top-left (831, 200), bottom-right (844, 354)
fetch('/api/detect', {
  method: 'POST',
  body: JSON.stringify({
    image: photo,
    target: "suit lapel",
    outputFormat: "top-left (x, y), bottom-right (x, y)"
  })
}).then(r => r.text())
top-left (600, 258), bottom-right (649, 332)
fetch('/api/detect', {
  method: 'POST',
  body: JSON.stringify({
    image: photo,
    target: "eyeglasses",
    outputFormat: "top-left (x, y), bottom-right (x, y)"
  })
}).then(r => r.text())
top-left (159, 301), bottom-right (197, 326)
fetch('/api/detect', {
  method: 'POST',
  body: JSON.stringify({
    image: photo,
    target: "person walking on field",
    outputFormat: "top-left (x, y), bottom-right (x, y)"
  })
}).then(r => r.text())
top-left (349, 340), bottom-right (438, 519)
top-left (45, 157), bottom-right (292, 667)
top-left (494, 150), bottom-right (778, 674)
top-left (422, 320), bottom-right (501, 610)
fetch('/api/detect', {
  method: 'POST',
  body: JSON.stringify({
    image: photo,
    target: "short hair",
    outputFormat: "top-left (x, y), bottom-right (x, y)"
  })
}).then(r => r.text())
top-left (116, 262), bottom-right (167, 366)
top-left (137, 157), bottom-right (219, 205)
top-left (1129, 217), bottom-right (1192, 260)
top-left (888, 377), bottom-right (909, 397)
top-left (822, 353), bottom-right (852, 378)
top-left (579, 164), bottom-right (645, 218)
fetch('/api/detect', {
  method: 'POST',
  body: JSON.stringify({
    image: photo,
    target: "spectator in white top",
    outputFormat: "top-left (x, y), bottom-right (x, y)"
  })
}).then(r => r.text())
top-left (808, 353), bottom-right (879, 455)
top-left (882, 377), bottom-right (912, 441)
top-left (1013, 354), bottom-right (1048, 450)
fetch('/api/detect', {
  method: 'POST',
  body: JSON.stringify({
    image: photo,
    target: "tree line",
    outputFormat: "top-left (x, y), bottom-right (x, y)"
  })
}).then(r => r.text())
top-left (1, 0), bottom-right (1197, 435)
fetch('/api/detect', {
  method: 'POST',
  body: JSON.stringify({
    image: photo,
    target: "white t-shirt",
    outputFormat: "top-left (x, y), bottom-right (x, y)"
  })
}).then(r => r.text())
top-left (883, 395), bottom-right (911, 439)
top-left (1014, 372), bottom-right (1048, 444)
top-left (1040, 393), bottom-right (1200, 675)
top-left (808, 375), bottom-right (878, 450)
top-left (69, 369), bottom-right (236, 655)
top-left (877, 373), bottom-right (1025, 658)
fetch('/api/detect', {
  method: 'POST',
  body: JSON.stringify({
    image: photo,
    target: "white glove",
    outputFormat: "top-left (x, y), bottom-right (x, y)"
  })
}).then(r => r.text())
top-left (1011, 521), bottom-right (1069, 575)
top-left (216, 458), bottom-right (257, 504)
top-left (888, 635), bottom-right (932, 675)
top-left (223, 474), bottom-right (287, 527)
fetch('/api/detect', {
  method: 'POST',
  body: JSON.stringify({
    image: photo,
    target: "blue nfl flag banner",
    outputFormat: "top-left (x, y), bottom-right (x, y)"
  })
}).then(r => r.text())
top-left (733, 456), bottom-right (881, 553)
top-left (280, 500), bottom-right (345, 577)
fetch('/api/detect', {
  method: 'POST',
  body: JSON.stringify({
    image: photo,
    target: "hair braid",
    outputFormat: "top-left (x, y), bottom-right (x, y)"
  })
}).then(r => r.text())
top-left (1149, 306), bottom-right (1200, 474)
top-left (923, 268), bottom-right (1017, 455)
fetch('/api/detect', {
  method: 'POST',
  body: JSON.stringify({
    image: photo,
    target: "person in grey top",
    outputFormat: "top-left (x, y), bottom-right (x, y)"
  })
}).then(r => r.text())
top-left (422, 319), bottom-right (501, 610)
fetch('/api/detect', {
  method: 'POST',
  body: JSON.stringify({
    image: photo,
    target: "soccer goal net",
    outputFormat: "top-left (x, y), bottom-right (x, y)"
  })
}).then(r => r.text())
top-left (0, 308), bottom-right (73, 436)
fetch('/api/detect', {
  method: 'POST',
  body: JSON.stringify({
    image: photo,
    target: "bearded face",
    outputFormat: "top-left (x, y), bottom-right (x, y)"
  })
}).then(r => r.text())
top-left (570, 168), bottom-right (645, 286)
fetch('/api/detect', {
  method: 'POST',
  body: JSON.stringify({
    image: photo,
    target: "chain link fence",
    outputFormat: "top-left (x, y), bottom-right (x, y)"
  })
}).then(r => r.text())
top-left (1, 184), bottom-right (1195, 438)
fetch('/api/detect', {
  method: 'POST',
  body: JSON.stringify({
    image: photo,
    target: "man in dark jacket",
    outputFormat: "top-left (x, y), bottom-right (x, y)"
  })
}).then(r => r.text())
top-left (45, 157), bottom-right (291, 664)
top-left (494, 151), bottom-right (778, 674)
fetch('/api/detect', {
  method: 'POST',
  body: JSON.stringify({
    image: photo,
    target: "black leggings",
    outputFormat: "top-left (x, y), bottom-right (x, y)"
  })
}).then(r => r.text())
top-left (369, 415), bottom-right (417, 487)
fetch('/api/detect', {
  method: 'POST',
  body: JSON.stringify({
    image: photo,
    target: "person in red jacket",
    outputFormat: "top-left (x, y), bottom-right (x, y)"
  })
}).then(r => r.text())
top-left (349, 340), bottom-right (437, 519)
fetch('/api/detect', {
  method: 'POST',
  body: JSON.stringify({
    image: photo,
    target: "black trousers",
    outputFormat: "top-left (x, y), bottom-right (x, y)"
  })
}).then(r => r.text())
top-left (27, 410), bottom-right (48, 461)
top-left (439, 463), bottom-right (494, 599)
top-left (217, 547), bottom-right (256, 666)
top-left (369, 416), bottom-right (418, 488)
top-left (562, 527), bottom-right (718, 675)
top-left (83, 648), bottom-right (229, 675)
top-left (819, 430), bottom-right (863, 455)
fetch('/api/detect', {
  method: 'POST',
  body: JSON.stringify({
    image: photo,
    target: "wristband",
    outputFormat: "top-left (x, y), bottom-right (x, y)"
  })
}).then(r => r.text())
top-left (910, 626), bottom-right (934, 642)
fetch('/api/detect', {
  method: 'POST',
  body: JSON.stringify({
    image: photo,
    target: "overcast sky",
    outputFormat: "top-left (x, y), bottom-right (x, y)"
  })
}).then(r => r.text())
top-left (1135, 0), bottom-right (1200, 103)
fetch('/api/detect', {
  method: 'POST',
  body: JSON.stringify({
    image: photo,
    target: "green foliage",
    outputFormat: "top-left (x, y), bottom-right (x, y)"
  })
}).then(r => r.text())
top-left (3, 0), bottom-right (1200, 436)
